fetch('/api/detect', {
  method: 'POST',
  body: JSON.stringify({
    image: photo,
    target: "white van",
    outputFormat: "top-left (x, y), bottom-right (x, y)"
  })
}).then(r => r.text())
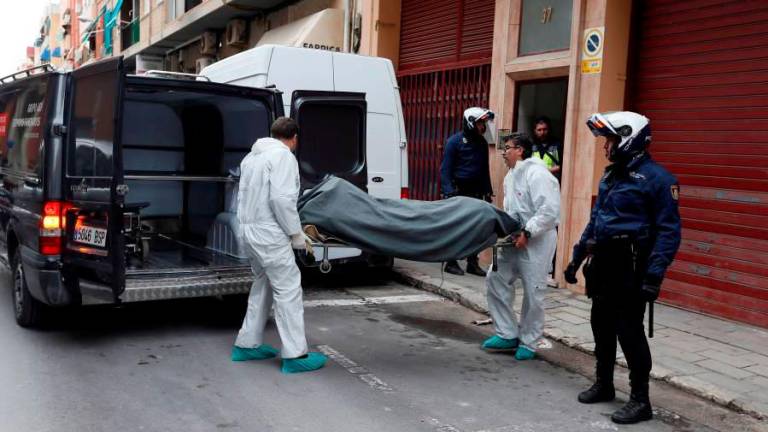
top-left (201, 45), bottom-right (409, 267)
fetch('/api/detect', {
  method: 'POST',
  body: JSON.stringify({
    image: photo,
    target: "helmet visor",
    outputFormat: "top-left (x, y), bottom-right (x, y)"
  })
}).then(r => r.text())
top-left (586, 113), bottom-right (618, 138)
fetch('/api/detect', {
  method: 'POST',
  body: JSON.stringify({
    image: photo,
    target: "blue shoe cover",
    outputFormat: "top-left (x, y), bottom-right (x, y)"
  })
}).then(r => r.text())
top-left (281, 352), bottom-right (327, 374)
top-left (515, 345), bottom-right (536, 360)
top-left (481, 335), bottom-right (519, 352)
top-left (231, 344), bottom-right (279, 361)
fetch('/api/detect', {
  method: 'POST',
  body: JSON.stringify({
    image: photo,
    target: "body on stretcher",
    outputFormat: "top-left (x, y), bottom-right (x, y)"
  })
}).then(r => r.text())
top-left (300, 225), bottom-right (356, 274)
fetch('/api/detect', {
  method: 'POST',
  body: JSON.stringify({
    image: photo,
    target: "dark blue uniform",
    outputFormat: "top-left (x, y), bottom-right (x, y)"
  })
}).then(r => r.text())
top-left (440, 132), bottom-right (492, 198)
top-left (572, 152), bottom-right (681, 395)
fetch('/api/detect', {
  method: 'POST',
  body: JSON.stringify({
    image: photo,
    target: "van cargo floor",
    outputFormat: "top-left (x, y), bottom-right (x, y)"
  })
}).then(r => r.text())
top-left (127, 235), bottom-right (248, 276)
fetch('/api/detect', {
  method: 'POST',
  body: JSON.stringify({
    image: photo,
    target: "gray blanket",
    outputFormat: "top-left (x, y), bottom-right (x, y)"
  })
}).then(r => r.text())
top-left (297, 177), bottom-right (521, 262)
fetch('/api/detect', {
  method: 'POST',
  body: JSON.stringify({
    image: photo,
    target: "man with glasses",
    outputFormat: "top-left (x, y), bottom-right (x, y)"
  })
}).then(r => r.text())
top-left (482, 132), bottom-right (560, 360)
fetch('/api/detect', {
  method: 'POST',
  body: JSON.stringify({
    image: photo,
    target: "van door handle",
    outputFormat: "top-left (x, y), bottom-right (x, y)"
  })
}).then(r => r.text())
top-left (23, 176), bottom-right (40, 186)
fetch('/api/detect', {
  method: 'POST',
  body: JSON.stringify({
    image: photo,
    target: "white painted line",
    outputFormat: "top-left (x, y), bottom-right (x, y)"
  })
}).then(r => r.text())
top-left (304, 293), bottom-right (441, 308)
top-left (317, 344), bottom-right (394, 393)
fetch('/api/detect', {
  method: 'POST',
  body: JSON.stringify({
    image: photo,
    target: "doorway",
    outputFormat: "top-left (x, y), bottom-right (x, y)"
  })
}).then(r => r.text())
top-left (514, 78), bottom-right (568, 141)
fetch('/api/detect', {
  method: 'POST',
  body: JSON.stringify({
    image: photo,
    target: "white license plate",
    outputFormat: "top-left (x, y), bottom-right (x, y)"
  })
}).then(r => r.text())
top-left (72, 225), bottom-right (107, 247)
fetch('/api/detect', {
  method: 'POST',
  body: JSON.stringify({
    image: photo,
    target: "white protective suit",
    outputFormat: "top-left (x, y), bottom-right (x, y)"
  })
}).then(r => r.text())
top-left (235, 137), bottom-right (308, 359)
top-left (486, 157), bottom-right (560, 349)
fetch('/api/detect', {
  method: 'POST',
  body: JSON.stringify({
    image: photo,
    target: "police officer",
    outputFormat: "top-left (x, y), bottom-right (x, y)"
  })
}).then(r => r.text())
top-left (564, 111), bottom-right (681, 425)
top-left (531, 116), bottom-right (563, 181)
top-left (440, 107), bottom-right (495, 277)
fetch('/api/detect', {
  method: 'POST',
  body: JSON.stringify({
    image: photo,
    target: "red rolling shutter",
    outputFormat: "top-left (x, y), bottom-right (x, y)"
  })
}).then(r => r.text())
top-left (398, 0), bottom-right (495, 200)
top-left (630, 0), bottom-right (768, 327)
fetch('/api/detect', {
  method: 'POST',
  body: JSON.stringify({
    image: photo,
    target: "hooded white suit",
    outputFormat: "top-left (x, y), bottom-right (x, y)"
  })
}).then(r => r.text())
top-left (235, 137), bottom-right (307, 359)
top-left (486, 157), bottom-right (560, 349)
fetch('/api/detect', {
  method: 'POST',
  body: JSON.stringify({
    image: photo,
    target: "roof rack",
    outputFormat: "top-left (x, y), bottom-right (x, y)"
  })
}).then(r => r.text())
top-left (140, 70), bottom-right (211, 82)
top-left (0, 64), bottom-right (56, 85)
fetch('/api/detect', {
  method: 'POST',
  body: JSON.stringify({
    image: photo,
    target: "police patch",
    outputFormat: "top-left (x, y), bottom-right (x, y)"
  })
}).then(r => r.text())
top-left (670, 184), bottom-right (680, 201)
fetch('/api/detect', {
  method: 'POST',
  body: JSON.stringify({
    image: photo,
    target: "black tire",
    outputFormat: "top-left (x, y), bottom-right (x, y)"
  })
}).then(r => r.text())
top-left (11, 253), bottom-right (45, 328)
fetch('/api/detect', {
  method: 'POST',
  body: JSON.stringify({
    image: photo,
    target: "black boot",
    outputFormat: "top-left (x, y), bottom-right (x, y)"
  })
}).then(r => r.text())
top-left (444, 261), bottom-right (464, 275)
top-left (465, 258), bottom-right (487, 277)
top-left (577, 379), bottom-right (615, 404)
top-left (611, 385), bottom-right (652, 425)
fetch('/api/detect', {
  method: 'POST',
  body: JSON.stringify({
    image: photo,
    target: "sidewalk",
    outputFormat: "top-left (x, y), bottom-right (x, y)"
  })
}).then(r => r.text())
top-left (392, 259), bottom-right (768, 421)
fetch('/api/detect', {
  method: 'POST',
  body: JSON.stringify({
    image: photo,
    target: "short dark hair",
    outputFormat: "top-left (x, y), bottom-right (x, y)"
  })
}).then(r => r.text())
top-left (533, 116), bottom-right (552, 128)
top-left (504, 131), bottom-right (534, 159)
top-left (271, 117), bottom-right (299, 140)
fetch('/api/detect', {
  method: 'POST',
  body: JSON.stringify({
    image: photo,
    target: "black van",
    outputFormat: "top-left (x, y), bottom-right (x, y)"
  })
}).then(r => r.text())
top-left (0, 58), bottom-right (367, 327)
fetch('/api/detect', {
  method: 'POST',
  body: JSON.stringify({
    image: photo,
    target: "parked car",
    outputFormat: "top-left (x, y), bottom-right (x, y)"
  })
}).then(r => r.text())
top-left (0, 57), bottom-right (370, 327)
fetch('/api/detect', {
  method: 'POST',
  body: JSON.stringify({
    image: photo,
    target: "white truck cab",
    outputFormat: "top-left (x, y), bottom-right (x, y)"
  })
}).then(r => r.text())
top-left (202, 45), bottom-right (409, 265)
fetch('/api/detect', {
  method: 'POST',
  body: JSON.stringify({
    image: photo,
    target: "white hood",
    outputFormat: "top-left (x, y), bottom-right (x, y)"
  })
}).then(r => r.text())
top-left (251, 137), bottom-right (289, 154)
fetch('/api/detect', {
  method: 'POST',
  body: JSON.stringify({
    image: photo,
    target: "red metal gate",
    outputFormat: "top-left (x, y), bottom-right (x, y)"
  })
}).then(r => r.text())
top-left (399, 64), bottom-right (491, 201)
top-left (629, 0), bottom-right (768, 327)
top-left (398, 0), bottom-right (494, 201)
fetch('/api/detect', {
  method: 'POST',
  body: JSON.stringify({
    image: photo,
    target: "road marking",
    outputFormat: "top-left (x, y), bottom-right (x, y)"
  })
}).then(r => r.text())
top-left (304, 293), bottom-right (441, 308)
top-left (317, 344), bottom-right (394, 393)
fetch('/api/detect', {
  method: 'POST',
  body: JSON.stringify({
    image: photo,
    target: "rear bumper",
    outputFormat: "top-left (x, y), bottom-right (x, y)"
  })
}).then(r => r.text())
top-left (20, 246), bottom-right (74, 306)
top-left (79, 267), bottom-right (254, 305)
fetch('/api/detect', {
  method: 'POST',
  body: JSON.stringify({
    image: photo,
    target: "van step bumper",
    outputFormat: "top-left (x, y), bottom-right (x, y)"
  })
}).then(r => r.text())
top-left (80, 269), bottom-right (253, 305)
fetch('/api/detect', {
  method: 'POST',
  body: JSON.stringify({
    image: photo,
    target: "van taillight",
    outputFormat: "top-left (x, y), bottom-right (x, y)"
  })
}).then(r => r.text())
top-left (400, 187), bottom-right (410, 200)
top-left (39, 201), bottom-right (73, 255)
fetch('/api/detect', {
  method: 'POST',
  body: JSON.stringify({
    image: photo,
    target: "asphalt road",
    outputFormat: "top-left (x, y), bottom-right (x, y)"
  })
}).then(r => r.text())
top-left (0, 267), bottom-right (732, 432)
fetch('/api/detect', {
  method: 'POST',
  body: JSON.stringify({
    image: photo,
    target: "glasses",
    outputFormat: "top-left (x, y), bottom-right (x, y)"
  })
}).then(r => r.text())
top-left (499, 144), bottom-right (522, 153)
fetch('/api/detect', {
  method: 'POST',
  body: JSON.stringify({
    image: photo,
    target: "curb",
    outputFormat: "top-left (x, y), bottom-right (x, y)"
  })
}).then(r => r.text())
top-left (391, 266), bottom-right (767, 421)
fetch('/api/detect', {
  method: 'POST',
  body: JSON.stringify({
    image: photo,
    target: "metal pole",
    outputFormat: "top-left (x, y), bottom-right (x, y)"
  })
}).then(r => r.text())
top-left (343, 0), bottom-right (351, 52)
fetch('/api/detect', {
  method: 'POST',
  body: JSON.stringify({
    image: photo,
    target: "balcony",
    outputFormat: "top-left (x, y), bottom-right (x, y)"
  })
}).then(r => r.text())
top-left (121, 0), bottom-right (290, 64)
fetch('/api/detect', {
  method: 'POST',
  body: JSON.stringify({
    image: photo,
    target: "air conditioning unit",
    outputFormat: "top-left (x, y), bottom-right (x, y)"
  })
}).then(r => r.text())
top-left (195, 56), bottom-right (216, 74)
top-left (200, 31), bottom-right (218, 56)
top-left (225, 19), bottom-right (248, 47)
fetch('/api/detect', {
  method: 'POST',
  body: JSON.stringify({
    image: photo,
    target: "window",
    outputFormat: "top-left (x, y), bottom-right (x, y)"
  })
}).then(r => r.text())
top-left (0, 78), bottom-right (49, 175)
top-left (518, 0), bottom-right (573, 56)
top-left (69, 73), bottom-right (117, 177)
top-left (296, 104), bottom-right (365, 178)
top-left (121, 87), bottom-right (271, 175)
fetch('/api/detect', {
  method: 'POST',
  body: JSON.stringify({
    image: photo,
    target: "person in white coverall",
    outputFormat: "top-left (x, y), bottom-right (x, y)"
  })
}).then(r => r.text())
top-left (482, 131), bottom-right (560, 360)
top-left (231, 117), bottom-right (327, 374)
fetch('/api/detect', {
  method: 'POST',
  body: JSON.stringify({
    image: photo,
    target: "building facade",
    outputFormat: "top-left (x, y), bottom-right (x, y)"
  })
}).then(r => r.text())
top-left (361, 0), bottom-right (767, 328)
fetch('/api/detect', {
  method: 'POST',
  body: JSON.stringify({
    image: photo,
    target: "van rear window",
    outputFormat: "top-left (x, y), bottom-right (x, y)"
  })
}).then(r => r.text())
top-left (121, 88), bottom-right (271, 176)
top-left (0, 78), bottom-right (49, 175)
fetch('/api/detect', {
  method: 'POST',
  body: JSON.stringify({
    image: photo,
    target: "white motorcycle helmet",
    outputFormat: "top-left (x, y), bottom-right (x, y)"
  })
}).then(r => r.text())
top-left (586, 111), bottom-right (651, 163)
top-left (463, 107), bottom-right (496, 144)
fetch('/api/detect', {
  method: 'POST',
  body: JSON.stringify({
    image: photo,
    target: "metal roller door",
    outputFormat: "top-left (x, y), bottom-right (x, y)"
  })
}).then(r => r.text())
top-left (629, 0), bottom-right (768, 327)
top-left (399, 0), bottom-right (495, 201)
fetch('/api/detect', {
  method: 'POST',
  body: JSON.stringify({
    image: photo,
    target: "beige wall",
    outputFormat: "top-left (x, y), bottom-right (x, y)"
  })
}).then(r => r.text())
top-left (488, 0), bottom-right (633, 291)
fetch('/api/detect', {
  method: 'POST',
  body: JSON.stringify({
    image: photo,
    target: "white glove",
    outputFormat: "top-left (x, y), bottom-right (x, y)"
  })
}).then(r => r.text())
top-left (291, 233), bottom-right (313, 256)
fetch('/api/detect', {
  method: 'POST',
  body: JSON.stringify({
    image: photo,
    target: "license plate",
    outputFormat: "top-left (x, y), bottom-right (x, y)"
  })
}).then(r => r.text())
top-left (72, 225), bottom-right (107, 248)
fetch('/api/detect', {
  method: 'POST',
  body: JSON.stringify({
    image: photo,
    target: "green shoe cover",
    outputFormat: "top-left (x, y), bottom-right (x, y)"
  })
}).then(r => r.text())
top-left (515, 345), bottom-right (536, 360)
top-left (231, 344), bottom-right (279, 361)
top-left (281, 352), bottom-right (327, 374)
top-left (481, 335), bottom-right (520, 352)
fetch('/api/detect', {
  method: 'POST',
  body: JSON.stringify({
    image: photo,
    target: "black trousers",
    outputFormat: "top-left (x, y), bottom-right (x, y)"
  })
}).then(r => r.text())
top-left (586, 243), bottom-right (652, 390)
top-left (450, 177), bottom-right (489, 264)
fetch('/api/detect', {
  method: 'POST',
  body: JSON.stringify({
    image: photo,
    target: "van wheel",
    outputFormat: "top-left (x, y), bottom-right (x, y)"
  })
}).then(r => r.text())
top-left (12, 253), bottom-right (45, 328)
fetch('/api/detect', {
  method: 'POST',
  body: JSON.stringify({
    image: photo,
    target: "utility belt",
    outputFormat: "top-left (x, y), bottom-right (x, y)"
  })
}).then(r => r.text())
top-left (582, 235), bottom-right (649, 299)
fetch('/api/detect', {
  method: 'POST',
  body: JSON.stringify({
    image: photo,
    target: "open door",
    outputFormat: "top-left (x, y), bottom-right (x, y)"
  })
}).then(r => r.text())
top-left (62, 58), bottom-right (126, 301)
top-left (290, 91), bottom-right (367, 191)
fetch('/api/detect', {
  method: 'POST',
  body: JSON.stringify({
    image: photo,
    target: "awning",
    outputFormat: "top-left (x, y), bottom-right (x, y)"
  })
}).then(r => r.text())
top-left (257, 8), bottom-right (343, 52)
top-left (52, 47), bottom-right (62, 58)
top-left (40, 47), bottom-right (51, 61)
